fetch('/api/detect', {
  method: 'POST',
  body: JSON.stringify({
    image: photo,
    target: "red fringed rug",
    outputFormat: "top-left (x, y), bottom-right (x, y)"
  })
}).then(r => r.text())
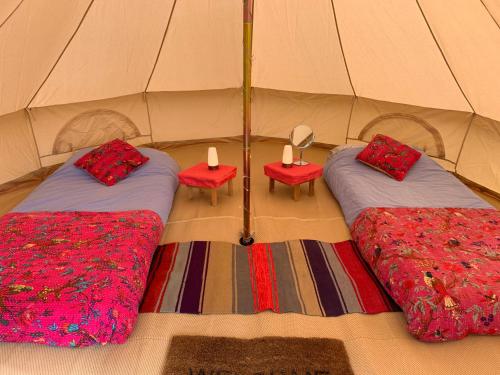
top-left (140, 240), bottom-right (400, 316)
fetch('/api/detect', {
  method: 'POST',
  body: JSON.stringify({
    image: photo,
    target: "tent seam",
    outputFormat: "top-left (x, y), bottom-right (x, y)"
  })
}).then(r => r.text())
top-left (145, 0), bottom-right (178, 92)
top-left (455, 113), bottom-right (476, 174)
top-left (480, 0), bottom-right (500, 29)
top-left (0, 0), bottom-right (24, 30)
top-left (329, 0), bottom-right (356, 97)
top-left (415, 0), bottom-right (475, 113)
top-left (330, 0), bottom-right (356, 145)
top-left (25, 0), bottom-right (95, 109)
top-left (23, 108), bottom-right (42, 169)
top-left (144, 92), bottom-right (155, 144)
top-left (345, 96), bottom-right (356, 144)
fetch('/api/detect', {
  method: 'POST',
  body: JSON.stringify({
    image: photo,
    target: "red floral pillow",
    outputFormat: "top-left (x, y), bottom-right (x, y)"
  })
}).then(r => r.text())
top-left (74, 139), bottom-right (149, 186)
top-left (356, 134), bottom-right (421, 181)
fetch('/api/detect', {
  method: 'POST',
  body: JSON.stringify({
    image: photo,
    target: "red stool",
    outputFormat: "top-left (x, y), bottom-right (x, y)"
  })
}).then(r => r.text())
top-left (178, 163), bottom-right (237, 206)
top-left (264, 161), bottom-right (323, 201)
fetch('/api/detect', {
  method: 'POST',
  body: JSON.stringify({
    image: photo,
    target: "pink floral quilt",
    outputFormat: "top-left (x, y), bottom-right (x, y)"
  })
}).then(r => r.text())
top-left (0, 210), bottom-right (162, 347)
top-left (351, 207), bottom-right (499, 342)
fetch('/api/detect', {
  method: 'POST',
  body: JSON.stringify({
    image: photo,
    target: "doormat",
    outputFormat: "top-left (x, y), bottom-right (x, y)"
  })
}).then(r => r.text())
top-left (164, 335), bottom-right (354, 375)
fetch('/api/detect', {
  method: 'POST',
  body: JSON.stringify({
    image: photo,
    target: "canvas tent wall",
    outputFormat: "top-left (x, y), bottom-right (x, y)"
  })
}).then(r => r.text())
top-left (0, 0), bottom-right (499, 194)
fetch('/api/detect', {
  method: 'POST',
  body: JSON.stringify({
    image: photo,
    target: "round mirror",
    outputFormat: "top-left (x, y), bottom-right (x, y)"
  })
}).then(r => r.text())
top-left (290, 125), bottom-right (314, 149)
top-left (289, 125), bottom-right (314, 166)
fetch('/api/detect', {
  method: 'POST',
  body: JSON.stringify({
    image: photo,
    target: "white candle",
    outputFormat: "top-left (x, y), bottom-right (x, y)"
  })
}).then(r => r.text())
top-left (208, 147), bottom-right (219, 168)
top-left (282, 145), bottom-right (293, 165)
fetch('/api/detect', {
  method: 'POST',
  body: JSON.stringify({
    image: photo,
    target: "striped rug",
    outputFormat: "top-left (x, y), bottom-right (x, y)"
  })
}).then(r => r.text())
top-left (140, 240), bottom-right (400, 316)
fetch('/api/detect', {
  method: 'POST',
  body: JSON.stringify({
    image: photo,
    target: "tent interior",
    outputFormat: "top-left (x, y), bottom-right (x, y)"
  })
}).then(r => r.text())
top-left (0, 0), bottom-right (499, 374)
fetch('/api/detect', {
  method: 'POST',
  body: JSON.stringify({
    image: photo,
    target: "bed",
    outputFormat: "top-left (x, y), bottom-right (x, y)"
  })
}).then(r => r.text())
top-left (324, 147), bottom-right (499, 342)
top-left (13, 147), bottom-right (179, 224)
top-left (0, 147), bottom-right (179, 347)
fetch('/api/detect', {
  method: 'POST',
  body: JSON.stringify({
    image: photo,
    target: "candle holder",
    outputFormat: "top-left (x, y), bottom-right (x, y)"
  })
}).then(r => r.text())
top-left (208, 147), bottom-right (219, 170)
top-left (282, 145), bottom-right (293, 168)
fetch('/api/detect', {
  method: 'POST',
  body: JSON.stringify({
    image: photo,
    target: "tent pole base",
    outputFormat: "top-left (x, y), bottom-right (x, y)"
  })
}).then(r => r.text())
top-left (239, 235), bottom-right (255, 247)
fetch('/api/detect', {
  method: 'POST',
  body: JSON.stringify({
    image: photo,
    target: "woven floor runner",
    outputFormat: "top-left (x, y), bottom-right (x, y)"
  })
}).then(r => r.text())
top-left (140, 240), bottom-right (400, 316)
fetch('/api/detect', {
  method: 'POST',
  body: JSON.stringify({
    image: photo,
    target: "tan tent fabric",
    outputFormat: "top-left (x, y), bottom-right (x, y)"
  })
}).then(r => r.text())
top-left (30, 0), bottom-right (175, 107)
top-left (419, 0), bottom-right (500, 121)
top-left (0, 0), bottom-right (499, 192)
top-left (347, 97), bottom-right (472, 163)
top-left (483, 0), bottom-right (500, 25)
top-left (1, 3), bottom-right (500, 373)
top-left (0, 110), bottom-right (39, 184)
top-left (148, 89), bottom-right (242, 143)
top-left (28, 94), bottom-right (151, 167)
top-left (148, 0), bottom-right (242, 91)
top-left (333, 0), bottom-right (471, 112)
top-left (0, 0), bottom-right (92, 116)
top-left (457, 115), bottom-right (500, 193)
top-left (252, 0), bottom-right (353, 95)
top-left (0, 0), bottom-right (22, 26)
top-left (252, 89), bottom-right (352, 145)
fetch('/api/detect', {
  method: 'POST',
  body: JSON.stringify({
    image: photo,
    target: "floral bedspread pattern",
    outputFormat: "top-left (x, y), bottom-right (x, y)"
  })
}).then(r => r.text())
top-left (351, 207), bottom-right (499, 342)
top-left (0, 210), bottom-right (162, 347)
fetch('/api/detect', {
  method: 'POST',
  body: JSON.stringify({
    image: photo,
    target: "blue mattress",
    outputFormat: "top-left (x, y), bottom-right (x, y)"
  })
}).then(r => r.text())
top-left (323, 147), bottom-right (493, 227)
top-left (13, 147), bottom-right (179, 224)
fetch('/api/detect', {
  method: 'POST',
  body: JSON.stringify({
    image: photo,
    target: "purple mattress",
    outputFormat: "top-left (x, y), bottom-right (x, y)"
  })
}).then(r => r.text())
top-left (323, 147), bottom-right (493, 226)
top-left (13, 147), bottom-right (179, 224)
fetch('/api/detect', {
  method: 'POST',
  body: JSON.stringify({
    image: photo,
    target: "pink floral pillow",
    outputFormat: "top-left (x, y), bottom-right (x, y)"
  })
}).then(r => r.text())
top-left (74, 139), bottom-right (149, 186)
top-left (356, 134), bottom-right (421, 181)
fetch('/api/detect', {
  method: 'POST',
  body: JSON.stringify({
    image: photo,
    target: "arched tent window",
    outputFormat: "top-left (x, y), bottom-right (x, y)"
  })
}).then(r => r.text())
top-left (358, 113), bottom-right (446, 159)
top-left (52, 109), bottom-right (141, 154)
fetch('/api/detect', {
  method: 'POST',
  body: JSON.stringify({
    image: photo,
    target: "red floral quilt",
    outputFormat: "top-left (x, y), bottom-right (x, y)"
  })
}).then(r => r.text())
top-left (0, 210), bottom-right (162, 347)
top-left (351, 207), bottom-right (499, 342)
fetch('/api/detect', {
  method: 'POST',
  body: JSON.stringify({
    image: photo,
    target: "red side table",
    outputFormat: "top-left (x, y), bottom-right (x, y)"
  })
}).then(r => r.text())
top-left (178, 163), bottom-right (237, 206)
top-left (264, 161), bottom-right (323, 201)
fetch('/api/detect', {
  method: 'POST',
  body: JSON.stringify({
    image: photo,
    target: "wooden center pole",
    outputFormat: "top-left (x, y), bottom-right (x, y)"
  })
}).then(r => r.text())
top-left (240, 0), bottom-right (255, 246)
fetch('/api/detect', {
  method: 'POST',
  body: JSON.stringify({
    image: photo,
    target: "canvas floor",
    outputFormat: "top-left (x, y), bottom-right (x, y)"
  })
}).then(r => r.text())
top-left (0, 141), bottom-right (499, 375)
top-left (1, 313), bottom-right (499, 375)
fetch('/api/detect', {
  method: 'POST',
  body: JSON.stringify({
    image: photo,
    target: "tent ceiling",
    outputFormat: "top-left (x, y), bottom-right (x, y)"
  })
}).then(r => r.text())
top-left (148, 0), bottom-right (242, 92)
top-left (252, 0), bottom-right (353, 95)
top-left (0, 0), bottom-right (23, 27)
top-left (482, 0), bottom-right (500, 27)
top-left (30, 0), bottom-right (176, 107)
top-left (0, 0), bottom-right (499, 194)
top-left (0, 0), bottom-right (92, 115)
top-left (419, 0), bottom-right (500, 121)
top-left (333, 0), bottom-right (471, 112)
top-left (1, 0), bottom-right (498, 118)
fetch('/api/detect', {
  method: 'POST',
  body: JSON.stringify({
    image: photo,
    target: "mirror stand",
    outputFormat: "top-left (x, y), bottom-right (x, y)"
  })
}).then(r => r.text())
top-left (289, 124), bottom-right (314, 166)
top-left (294, 150), bottom-right (309, 166)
